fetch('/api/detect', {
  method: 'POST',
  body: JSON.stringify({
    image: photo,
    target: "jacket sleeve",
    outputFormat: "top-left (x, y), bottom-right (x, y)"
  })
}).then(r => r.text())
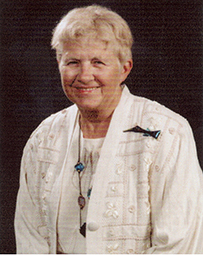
top-left (146, 119), bottom-right (203, 253)
top-left (14, 134), bottom-right (50, 254)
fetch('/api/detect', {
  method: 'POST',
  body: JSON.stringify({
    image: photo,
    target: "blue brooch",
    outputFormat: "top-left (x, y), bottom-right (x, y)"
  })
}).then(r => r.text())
top-left (124, 125), bottom-right (161, 139)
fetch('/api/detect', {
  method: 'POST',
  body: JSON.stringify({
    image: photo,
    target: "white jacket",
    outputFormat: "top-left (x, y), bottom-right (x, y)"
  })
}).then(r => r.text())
top-left (15, 86), bottom-right (203, 253)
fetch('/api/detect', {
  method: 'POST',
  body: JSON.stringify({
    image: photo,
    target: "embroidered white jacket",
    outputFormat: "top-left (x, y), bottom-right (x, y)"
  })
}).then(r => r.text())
top-left (15, 86), bottom-right (203, 253)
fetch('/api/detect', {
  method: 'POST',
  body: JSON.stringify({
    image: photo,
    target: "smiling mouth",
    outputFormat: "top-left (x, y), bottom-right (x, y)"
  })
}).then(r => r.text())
top-left (75, 87), bottom-right (100, 92)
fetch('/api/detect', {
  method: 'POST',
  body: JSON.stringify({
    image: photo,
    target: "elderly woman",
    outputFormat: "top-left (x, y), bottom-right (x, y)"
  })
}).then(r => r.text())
top-left (15, 5), bottom-right (203, 254)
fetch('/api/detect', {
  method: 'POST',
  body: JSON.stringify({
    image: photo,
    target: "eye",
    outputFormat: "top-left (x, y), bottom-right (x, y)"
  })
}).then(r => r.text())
top-left (62, 58), bottom-right (79, 66)
top-left (93, 59), bottom-right (105, 66)
top-left (66, 60), bottom-right (79, 66)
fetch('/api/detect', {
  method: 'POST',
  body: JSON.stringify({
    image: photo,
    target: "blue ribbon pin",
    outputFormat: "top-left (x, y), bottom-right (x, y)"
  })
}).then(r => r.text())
top-left (124, 125), bottom-right (161, 139)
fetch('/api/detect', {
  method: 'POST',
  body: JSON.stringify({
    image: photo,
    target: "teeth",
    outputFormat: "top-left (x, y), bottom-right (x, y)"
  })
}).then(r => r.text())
top-left (77, 87), bottom-right (98, 91)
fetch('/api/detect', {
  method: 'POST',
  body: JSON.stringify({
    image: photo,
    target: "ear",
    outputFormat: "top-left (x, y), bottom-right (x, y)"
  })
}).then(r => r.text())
top-left (57, 59), bottom-right (61, 72)
top-left (121, 59), bottom-right (133, 83)
top-left (57, 55), bottom-right (63, 73)
top-left (56, 53), bottom-right (62, 65)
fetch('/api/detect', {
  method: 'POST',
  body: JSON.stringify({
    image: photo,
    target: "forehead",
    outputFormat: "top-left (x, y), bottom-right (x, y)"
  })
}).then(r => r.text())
top-left (60, 39), bottom-right (117, 58)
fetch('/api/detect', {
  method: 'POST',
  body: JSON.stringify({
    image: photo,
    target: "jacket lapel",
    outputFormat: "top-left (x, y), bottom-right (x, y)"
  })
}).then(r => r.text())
top-left (86, 86), bottom-right (135, 252)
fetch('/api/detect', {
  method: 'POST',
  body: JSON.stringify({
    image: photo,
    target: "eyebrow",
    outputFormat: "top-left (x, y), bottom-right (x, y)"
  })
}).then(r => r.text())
top-left (63, 56), bottom-right (108, 62)
top-left (63, 57), bottom-right (80, 62)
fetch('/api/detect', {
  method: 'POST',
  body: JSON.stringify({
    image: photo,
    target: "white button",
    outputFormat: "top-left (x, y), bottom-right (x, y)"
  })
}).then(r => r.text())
top-left (88, 221), bottom-right (99, 231)
top-left (111, 186), bottom-right (117, 192)
top-left (49, 133), bottom-right (55, 139)
top-left (41, 172), bottom-right (46, 179)
top-left (108, 228), bottom-right (115, 237)
top-left (169, 127), bottom-right (175, 135)
top-left (130, 164), bottom-right (136, 171)
top-left (155, 165), bottom-right (160, 172)
top-left (128, 205), bottom-right (135, 213)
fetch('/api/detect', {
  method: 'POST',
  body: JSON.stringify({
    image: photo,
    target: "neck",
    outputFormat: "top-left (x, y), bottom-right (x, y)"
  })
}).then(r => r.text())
top-left (78, 88), bottom-right (123, 138)
top-left (79, 109), bottom-right (113, 139)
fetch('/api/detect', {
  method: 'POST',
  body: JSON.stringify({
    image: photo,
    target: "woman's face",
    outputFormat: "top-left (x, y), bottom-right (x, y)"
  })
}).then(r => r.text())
top-left (58, 40), bottom-right (132, 113)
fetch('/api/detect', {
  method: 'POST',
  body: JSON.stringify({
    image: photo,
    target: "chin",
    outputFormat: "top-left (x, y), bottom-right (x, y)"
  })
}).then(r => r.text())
top-left (79, 105), bottom-right (99, 111)
top-left (77, 100), bottom-right (101, 110)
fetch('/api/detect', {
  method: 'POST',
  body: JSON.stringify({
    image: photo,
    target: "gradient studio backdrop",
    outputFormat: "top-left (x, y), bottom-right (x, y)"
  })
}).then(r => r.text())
top-left (1, 0), bottom-right (203, 253)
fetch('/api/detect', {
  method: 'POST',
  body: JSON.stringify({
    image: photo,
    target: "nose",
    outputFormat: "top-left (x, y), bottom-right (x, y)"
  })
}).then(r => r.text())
top-left (77, 63), bottom-right (94, 84)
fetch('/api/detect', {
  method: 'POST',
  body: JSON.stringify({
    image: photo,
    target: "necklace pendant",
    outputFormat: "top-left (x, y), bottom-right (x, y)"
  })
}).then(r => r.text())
top-left (78, 195), bottom-right (86, 209)
top-left (75, 162), bottom-right (85, 173)
top-left (80, 222), bottom-right (86, 237)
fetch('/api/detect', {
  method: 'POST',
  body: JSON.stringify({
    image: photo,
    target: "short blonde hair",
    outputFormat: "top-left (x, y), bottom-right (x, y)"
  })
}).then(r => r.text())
top-left (51, 5), bottom-right (133, 63)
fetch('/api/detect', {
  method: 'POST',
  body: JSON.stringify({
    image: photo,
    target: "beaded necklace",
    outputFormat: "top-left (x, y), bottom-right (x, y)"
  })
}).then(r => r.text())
top-left (74, 127), bottom-right (87, 237)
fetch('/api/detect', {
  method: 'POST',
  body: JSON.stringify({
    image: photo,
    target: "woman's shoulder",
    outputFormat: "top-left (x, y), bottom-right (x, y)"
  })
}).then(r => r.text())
top-left (29, 104), bottom-right (78, 139)
top-left (125, 87), bottom-right (188, 127)
top-left (129, 92), bottom-right (189, 130)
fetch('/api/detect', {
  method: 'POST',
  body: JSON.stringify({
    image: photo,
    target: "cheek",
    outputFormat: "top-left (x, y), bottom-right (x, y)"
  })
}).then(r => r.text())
top-left (60, 73), bottom-right (73, 97)
top-left (61, 80), bottom-right (75, 101)
top-left (60, 68), bottom-right (77, 85)
top-left (103, 71), bottom-right (122, 86)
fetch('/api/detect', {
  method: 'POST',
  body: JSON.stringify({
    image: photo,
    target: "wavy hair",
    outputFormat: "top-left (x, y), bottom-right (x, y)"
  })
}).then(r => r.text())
top-left (51, 5), bottom-right (133, 63)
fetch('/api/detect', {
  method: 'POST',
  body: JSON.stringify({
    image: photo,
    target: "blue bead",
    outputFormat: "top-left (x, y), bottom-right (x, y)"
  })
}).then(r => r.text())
top-left (75, 162), bottom-right (85, 173)
top-left (87, 188), bottom-right (92, 198)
